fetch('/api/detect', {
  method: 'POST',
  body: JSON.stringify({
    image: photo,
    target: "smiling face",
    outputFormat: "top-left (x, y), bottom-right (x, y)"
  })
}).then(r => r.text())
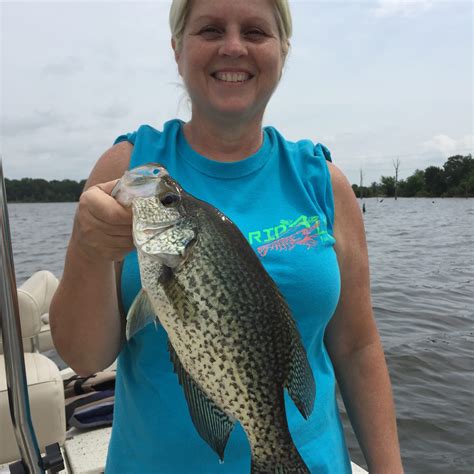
top-left (173, 0), bottom-right (285, 124)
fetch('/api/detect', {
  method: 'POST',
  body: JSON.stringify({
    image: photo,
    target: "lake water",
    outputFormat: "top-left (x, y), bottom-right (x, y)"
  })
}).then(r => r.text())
top-left (5, 198), bottom-right (474, 473)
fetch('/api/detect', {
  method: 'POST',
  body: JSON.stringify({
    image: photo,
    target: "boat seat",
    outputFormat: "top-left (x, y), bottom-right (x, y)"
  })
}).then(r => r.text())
top-left (0, 353), bottom-right (66, 464)
top-left (0, 271), bottom-right (65, 464)
top-left (21, 271), bottom-right (57, 353)
top-left (0, 271), bottom-right (58, 355)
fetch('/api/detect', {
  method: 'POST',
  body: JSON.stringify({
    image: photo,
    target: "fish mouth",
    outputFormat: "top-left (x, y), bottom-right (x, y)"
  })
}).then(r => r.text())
top-left (134, 216), bottom-right (196, 269)
top-left (112, 164), bottom-right (169, 207)
top-left (135, 219), bottom-right (182, 243)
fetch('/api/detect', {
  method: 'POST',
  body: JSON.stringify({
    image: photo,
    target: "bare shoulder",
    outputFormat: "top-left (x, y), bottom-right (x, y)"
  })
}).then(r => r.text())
top-left (326, 161), bottom-right (356, 208)
top-left (326, 161), bottom-right (366, 254)
top-left (84, 141), bottom-right (133, 190)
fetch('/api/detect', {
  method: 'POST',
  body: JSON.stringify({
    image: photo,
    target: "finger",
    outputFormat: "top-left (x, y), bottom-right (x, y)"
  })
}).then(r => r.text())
top-left (80, 209), bottom-right (133, 238)
top-left (96, 179), bottom-right (120, 195)
top-left (98, 245), bottom-right (135, 263)
top-left (84, 211), bottom-right (133, 237)
top-left (101, 237), bottom-right (134, 249)
top-left (82, 187), bottom-right (132, 225)
top-left (88, 232), bottom-right (134, 250)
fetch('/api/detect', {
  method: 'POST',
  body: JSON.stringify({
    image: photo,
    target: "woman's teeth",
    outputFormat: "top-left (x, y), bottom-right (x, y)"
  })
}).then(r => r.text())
top-left (214, 72), bottom-right (251, 82)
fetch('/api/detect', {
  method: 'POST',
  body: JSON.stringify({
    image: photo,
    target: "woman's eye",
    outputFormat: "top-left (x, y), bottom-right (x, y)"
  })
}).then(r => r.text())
top-left (199, 26), bottom-right (222, 38)
top-left (245, 29), bottom-right (266, 40)
top-left (197, 26), bottom-right (266, 41)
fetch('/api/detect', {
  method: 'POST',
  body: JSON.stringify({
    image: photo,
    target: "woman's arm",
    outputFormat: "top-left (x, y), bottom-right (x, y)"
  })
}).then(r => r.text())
top-left (49, 141), bottom-right (133, 376)
top-left (325, 162), bottom-right (403, 473)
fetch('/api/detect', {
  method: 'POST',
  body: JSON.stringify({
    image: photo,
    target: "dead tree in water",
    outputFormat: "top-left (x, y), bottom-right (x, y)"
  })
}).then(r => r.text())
top-left (360, 169), bottom-right (366, 213)
top-left (393, 158), bottom-right (400, 200)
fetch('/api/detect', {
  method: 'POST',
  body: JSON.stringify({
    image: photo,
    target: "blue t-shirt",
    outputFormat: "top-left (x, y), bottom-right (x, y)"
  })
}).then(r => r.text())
top-left (105, 119), bottom-right (351, 473)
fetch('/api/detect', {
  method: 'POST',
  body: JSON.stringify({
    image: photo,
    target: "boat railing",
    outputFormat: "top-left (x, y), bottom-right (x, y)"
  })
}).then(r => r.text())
top-left (0, 158), bottom-right (63, 473)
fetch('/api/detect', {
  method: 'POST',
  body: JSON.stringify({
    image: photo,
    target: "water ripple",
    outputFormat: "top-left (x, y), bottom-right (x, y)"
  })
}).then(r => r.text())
top-left (344, 198), bottom-right (474, 473)
top-left (7, 198), bottom-right (474, 473)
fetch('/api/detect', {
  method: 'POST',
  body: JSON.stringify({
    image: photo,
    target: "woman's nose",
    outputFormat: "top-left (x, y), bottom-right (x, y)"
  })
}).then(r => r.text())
top-left (218, 32), bottom-right (248, 57)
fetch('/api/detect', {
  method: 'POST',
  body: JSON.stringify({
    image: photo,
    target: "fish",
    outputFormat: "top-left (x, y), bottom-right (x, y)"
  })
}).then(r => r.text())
top-left (112, 163), bottom-right (316, 473)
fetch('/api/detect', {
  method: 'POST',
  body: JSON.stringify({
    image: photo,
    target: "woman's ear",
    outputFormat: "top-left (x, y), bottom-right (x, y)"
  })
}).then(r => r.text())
top-left (171, 38), bottom-right (180, 61)
top-left (171, 38), bottom-right (183, 76)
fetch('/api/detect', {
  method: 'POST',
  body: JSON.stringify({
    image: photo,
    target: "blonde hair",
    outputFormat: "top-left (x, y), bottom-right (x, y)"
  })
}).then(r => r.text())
top-left (169, 0), bottom-right (292, 57)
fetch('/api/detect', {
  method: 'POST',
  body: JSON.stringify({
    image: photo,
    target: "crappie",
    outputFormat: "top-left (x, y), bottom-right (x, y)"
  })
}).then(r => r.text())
top-left (113, 164), bottom-right (316, 473)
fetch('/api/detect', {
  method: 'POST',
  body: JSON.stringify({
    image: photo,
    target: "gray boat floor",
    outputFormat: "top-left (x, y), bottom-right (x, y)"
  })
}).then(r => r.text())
top-left (2, 425), bottom-right (368, 473)
top-left (64, 427), bottom-right (368, 473)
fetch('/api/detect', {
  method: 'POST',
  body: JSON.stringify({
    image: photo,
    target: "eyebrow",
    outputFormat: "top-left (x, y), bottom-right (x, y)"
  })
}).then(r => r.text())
top-left (191, 15), bottom-right (274, 29)
top-left (191, 15), bottom-right (217, 23)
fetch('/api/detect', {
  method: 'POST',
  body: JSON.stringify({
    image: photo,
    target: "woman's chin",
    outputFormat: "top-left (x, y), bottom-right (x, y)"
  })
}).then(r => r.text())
top-left (205, 103), bottom-right (262, 123)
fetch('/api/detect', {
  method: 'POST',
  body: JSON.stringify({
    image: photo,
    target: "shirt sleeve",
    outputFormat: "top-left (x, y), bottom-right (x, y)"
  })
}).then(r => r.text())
top-left (114, 131), bottom-right (137, 146)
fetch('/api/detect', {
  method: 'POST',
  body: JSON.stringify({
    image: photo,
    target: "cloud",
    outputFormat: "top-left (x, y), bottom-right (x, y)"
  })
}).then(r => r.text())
top-left (421, 134), bottom-right (473, 156)
top-left (1, 111), bottom-right (63, 137)
top-left (2, 119), bottom-right (122, 180)
top-left (96, 103), bottom-right (131, 120)
top-left (43, 56), bottom-right (83, 75)
top-left (373, 0), bottom-right (435, 18)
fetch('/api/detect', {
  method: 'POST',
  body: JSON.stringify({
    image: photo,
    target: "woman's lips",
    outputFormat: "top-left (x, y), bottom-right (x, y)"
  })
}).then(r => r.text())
top-left (212, 71), bottom-right (253, 83)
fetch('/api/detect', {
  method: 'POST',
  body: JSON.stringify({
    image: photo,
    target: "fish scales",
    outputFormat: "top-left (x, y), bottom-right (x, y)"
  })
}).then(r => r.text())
top-left (159, 201), bottom-right (303, 469)
top-left (114, 165), bottom-right (316, 473)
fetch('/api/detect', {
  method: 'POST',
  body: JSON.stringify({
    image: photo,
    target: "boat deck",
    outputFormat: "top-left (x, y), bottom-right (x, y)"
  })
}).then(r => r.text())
top-left (2, 424), bottom-right (368, 473)
top-left (64, 427), bottom-right (368, 473)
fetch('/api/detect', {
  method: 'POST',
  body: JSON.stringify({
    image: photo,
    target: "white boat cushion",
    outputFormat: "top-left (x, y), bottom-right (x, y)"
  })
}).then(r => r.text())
top-left (19, 271), bottom-right (58, 316)
top-left (16, 289), bottom-right (42, 340)
top-left (16, 271), bottom-right (58, 342)
top-left (0, 271), bottom-right (58, 354)
top-left (0, 288), bottom-right (43, 350)
top-left (0, 352), bottom-right (66, 464)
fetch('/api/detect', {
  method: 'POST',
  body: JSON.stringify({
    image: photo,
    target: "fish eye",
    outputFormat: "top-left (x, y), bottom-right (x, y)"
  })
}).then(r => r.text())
top-left (152, 168), bottom-right (160, 175)
top-left (160, 192), bottom-right (180, 207)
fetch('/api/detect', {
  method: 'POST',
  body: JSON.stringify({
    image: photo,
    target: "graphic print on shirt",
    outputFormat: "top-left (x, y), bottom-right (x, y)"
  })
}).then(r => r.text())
top-left (247, 214), bottom-right (335, 257)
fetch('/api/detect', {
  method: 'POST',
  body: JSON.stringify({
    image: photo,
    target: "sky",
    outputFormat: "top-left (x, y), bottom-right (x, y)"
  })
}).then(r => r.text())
top-left (1, 0), bottom-right (472, 185)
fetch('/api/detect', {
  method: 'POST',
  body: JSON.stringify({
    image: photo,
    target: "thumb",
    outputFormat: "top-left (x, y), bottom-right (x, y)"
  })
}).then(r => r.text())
top-left (95, 179), bottom-right (120, 196)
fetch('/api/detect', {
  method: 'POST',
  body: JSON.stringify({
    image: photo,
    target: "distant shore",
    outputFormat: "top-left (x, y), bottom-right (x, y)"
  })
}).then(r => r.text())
top-left (352, 154), bottom-right (473, 199)
top-left (5, 153), bottom-right (473, 202)
top-left (5, 178), bottom-right (86, 203)
top-left (8, 196), bottom-right (472, 205)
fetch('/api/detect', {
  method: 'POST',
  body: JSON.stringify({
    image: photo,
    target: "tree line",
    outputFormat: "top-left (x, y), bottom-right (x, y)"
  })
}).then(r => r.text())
top-left (353, 154), bottom-right (473, 198)
top-left (5, 178), bottom-right (86, 202)
top-left (4, 153), bottom-right (473, 202)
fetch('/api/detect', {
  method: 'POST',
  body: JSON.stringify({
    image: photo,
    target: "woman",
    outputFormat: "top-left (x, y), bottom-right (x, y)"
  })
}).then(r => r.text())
top-left (50, 0), bottom-right (403, 472)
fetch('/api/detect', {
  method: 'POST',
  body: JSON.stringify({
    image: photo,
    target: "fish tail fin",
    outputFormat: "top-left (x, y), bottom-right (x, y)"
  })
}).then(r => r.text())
top-left (250, 446), bottom-right (310, 474)
top-left (251, 460), bottom-right (310, 474)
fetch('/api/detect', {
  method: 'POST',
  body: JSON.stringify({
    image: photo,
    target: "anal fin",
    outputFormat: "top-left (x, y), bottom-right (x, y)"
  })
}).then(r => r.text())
top-left (168, 341), bottom-right (236, 460)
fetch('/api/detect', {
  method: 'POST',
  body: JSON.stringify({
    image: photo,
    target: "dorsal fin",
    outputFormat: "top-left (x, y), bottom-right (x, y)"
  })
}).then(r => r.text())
top-left (284, 319), bottom-right (316, 419)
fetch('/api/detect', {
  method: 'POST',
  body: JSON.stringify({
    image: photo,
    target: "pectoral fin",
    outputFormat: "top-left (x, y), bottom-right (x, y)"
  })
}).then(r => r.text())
top-left (125, 289), bottom-right (157, 340)
top-left (168, 342), bottom-right (236, 460)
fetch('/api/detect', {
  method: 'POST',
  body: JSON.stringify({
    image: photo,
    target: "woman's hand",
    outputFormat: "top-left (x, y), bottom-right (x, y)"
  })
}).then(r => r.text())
top-left (72, 179), bottom-right (134, 263)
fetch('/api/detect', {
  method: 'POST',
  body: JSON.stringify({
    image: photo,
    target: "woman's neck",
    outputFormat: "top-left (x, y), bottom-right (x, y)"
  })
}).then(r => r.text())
top-left (182, 115), bottom-right (264, 163)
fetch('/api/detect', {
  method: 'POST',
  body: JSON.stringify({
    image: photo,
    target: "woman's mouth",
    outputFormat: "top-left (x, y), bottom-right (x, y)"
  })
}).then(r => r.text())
top-left (211, 71), bottom-right (253, 83)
